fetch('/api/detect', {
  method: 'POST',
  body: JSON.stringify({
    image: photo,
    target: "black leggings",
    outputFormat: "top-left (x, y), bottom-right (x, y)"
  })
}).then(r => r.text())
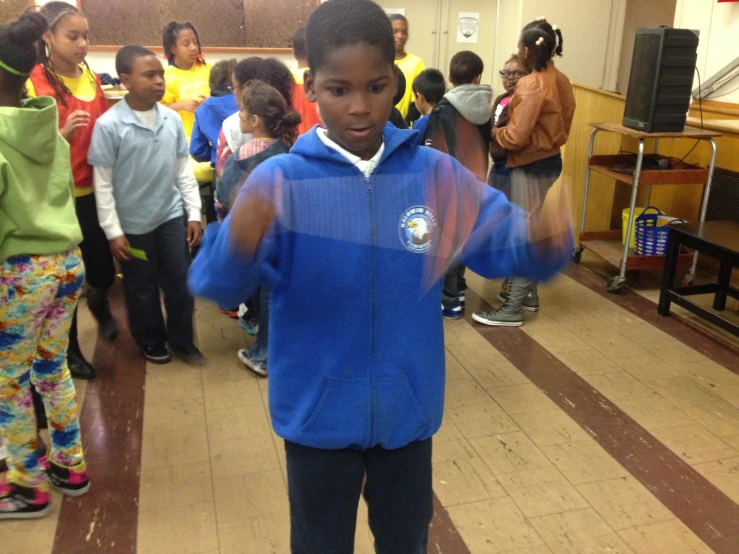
top-left (69, 194), bottom-right (116, 346)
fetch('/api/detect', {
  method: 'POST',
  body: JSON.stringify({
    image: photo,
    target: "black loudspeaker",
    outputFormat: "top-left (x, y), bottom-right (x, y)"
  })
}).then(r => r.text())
top-left (623, 27), bottom-right (699, 133)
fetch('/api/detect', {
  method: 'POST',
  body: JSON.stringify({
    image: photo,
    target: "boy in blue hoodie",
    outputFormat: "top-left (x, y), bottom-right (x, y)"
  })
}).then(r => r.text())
top-left (190, 58), bottom-right (239, 167)
top-left (189, 0), bottom-right (572, 551)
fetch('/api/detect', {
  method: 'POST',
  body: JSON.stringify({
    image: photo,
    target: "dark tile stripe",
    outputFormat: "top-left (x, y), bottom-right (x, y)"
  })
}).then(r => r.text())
top-left (465, 289), bottom-right (739, 554)
top-left (53, 285), bottom-right (145, 554)
top-left (563, 263), bottom-right (739, 373)
top-left (429, 495), bottom-right (472, 554)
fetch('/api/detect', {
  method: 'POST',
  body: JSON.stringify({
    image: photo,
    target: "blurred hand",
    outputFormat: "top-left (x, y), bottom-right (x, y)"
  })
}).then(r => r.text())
top-left (109, 236), bottom-right (132, 261)
top-left (187, 221), bottom-right (203, 248)
top-left (61, 110), bottom-right (91, 142)
top-left (229, 194), bottom-right (276, 256)
top-left (183, 99), bottom-right (202, 112)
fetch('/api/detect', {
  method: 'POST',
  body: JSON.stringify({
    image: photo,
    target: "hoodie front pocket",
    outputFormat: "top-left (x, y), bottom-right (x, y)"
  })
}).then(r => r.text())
top-left (300, 376), bottom-right (369, 448)
top-left (374, 375), bottom-right (429, 449)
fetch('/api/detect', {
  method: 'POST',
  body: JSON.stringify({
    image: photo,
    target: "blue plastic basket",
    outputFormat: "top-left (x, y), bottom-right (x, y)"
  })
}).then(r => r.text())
top-left (634, 207), bottom-right (685, 256)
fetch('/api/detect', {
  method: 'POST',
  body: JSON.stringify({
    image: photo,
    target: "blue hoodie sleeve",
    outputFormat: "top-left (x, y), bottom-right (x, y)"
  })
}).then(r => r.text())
top-left (435, 155), bottom-right (572, 282)
top-left (189, 109), bottom-right (212, 164)
top-left (188, 163), bottom-right (280, 307)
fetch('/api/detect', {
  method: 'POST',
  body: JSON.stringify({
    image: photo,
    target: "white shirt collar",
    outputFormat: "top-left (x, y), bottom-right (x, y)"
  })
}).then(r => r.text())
top-left (317, 128), bottom-right (384, 178)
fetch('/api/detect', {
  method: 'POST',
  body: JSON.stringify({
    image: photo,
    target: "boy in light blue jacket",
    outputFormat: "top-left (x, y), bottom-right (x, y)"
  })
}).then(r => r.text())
top-left (189, 1), bottom-right (573, 552)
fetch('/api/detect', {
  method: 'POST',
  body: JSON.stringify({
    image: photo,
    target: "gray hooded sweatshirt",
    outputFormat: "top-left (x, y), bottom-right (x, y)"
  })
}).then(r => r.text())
top-left (443, 83), bottom-right (493, 125)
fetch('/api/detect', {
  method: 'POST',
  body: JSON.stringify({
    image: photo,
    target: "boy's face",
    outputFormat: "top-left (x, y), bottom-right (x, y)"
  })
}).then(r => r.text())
top-left (414, 92), bottom-right (432, 116)
top-left (305, 43), bottom-right (397, 161)
top-left (121, 55), bottom-right (166, 105)
top-left (391, 20), bottom-right (409, 54)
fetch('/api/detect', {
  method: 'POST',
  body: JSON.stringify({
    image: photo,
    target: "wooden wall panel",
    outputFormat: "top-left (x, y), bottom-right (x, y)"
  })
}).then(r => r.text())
top-left (563, 85), bottom-right (625, 233)
top-left (0, 0), bottom-right (31, 23)
top-left (82, 0), bottom-right (161, 46)
top-left (81, 0), bottom-right (315, 48)
top-left (158, 0), bottom-right (245, 48)
top-left (243, 0), bottom-right (314, 48)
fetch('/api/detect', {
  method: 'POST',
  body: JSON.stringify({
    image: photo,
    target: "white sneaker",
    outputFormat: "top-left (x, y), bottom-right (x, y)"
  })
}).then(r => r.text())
top-left (237, 349), bottom-right (268, 377)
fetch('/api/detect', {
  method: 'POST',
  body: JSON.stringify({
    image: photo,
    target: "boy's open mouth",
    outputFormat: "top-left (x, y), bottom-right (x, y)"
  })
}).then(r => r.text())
top-left (348, 127), bottom-right (373, 138)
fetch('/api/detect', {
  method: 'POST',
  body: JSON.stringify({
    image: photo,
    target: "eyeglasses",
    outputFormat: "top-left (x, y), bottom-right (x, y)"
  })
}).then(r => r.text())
top-left (499, 70), bottom-right (527, 78)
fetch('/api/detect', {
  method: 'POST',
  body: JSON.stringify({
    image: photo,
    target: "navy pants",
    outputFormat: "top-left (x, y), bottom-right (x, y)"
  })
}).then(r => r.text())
top-left (121, 216), bottom-right (195, 350)
top-left (285, 438), bottom-right (433, 554)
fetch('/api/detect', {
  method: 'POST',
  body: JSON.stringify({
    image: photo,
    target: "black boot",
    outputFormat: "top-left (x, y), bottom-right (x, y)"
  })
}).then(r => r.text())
top-left (67, 323), bottom-right (97, 380)
top-left (87, 287), bottom-right (117, 342)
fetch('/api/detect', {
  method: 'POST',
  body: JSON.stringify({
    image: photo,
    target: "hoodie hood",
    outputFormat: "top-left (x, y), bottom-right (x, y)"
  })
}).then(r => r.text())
top-left (291, 122), bottom-right (420, 165)
top-left (444, 84), bottom-right (493, 125)
top-left (206, 93), bottom-right (239, 121)
top-left (0, 96), bottom-right (59, 165)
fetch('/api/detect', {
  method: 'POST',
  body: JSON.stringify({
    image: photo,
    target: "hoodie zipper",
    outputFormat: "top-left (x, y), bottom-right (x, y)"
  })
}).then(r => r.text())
top-left (366, 171), bottom-right (377, 448)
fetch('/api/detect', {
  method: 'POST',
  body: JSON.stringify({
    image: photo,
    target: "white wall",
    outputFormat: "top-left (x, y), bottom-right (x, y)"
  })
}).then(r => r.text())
top-left (674, 0), bottom-right (739, 103)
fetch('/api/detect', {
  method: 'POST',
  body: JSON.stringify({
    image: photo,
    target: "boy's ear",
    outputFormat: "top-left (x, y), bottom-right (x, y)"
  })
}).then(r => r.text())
top-left (304, 70), bottom-right (317, 103)
top-left (119, 74), bottom-right (131, 90)
top-left (473, 74), bottom-right (482, 84)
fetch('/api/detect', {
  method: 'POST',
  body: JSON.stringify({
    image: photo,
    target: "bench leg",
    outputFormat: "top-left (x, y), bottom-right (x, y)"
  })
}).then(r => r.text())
top-left (713, 261), bottom-right (732, 311)
top-left (659, 232), bottom-right (681, 316)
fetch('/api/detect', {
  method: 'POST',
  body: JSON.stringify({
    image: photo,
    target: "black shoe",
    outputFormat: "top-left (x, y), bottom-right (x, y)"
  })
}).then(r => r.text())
top-left (0, 482), bottom-right (52, 520)
top-left (88, 288), bottom-right (117, 342)
top-left (143, 345), bottom-right (171, 364)
top-left (170, 344), bottom-right (206, 365)
top-left (98, 318), bottom-right (118, 342)
top-left (67, 348), bottom-right (97, 380)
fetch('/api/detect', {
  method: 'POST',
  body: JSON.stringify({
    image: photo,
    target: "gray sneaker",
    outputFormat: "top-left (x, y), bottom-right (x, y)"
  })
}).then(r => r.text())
top-left (472, 304), bottom-right (524, 327)
top-left (238, 349), bottom-right (268, 377)
top-left (497, 291), bottom-right (539, 312)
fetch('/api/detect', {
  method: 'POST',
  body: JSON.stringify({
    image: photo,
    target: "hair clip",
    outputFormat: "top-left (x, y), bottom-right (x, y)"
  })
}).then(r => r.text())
top-left (552, 24), bottom-right (558, 31)
top-left (536, 37), bottom-right (545, 46)
top-left (536, 16), bottom-right (546, 21)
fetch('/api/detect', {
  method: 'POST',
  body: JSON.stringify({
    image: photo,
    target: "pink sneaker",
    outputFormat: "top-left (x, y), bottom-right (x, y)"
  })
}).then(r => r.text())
top-left (0, 477), bottom-right (51, 520)
top-left (47, 460), bottom-right (91, 497)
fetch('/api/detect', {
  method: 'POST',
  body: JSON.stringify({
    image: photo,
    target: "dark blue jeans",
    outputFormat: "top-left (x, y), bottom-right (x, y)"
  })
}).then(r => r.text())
top-left (121, 216), bottom-right (195, 350)
top-left (286, 438), bottom-right (433, 554)
top-left (248, 287), bottom-right (269, 364)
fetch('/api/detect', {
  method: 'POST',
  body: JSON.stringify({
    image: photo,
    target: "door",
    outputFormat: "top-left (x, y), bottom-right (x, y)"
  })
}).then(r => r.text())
top-left (374, 0), bottom-right (442, 70)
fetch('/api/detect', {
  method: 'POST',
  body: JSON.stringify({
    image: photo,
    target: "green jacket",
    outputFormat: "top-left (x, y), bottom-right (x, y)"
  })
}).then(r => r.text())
top-left (0, 96), bottom-right (82, 263)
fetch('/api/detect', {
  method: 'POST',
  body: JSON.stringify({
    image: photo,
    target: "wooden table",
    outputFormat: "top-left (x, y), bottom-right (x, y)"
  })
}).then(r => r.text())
top-left (659, 221), bottom-right (739, 336)
top-left (572, 122), bottom-right (723, 292)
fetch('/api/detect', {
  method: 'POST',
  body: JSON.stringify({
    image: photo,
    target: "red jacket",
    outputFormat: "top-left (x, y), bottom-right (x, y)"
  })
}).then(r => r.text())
top-left (29, 65), bottom-right (108, 191)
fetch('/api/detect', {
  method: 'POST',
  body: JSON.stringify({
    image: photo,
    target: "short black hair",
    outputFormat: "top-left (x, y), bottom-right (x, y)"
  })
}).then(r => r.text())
top-left (0, 12), bottom-right (47, 84)
top-left (388, 13), bottom-right (408, 24)
top-left (116, 45), bottom-right (156, 76)
top-left (233, 57), bottom-right (262, 86)
top-left (306, 0), bottom-right (394, 72)
top-left (412, 69), bottom-right (445, 105)
top-left (449, 51), bottom-right (484, 85)
top-left (291, 27), bottom-right (307, 60)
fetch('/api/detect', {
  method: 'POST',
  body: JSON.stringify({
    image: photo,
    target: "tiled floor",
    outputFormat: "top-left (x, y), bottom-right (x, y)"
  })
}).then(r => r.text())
top-left (1, 266), bottom-right (738, 554)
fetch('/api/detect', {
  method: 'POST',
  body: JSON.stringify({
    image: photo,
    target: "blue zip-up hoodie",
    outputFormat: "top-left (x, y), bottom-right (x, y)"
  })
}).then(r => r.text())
top-left (189, 123), bottom-right (571, 451)
top-left (190, 93), bottom-right (239, 166)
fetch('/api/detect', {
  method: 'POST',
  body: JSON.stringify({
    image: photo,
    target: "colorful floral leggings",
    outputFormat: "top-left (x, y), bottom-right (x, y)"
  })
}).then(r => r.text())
top-left (0, 249), bottom-right (86, 488)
